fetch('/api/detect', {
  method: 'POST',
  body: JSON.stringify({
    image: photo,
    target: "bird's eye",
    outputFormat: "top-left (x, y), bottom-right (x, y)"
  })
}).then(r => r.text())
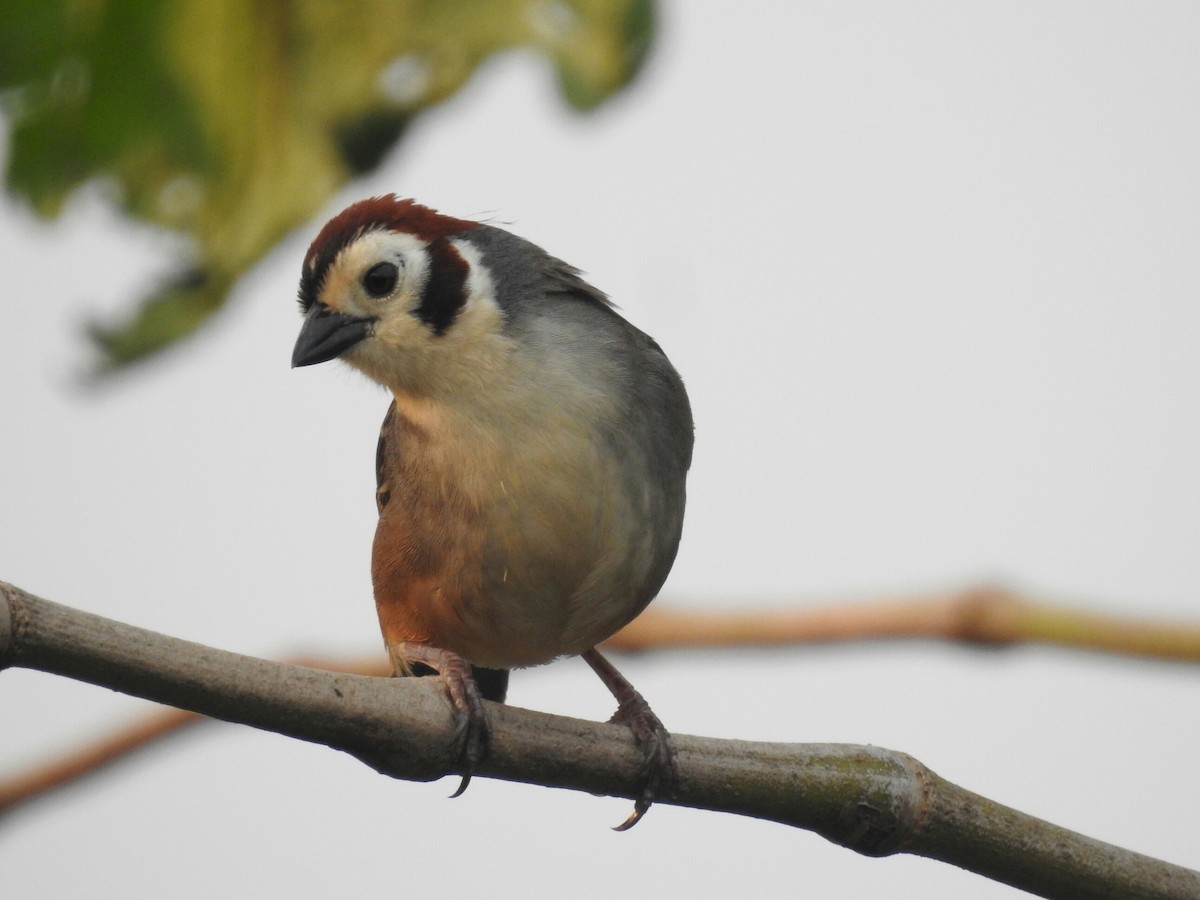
top-left (362, 261), bottom-right (399, 298)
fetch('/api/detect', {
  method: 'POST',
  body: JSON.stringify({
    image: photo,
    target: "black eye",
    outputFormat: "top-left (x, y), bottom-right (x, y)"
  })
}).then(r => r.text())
top-left (362, 261), bottom-right (399, 298)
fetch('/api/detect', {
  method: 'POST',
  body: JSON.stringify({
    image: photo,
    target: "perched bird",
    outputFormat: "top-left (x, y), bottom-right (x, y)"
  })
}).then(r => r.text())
top-left (292, 195), bottom-right (693, 827)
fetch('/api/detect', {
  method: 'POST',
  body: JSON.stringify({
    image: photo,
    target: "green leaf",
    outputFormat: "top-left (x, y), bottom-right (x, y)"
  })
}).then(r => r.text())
top-left (87, 268), bottom-right (230, 371)
top-left (0, 0), bottom-right (656, 373)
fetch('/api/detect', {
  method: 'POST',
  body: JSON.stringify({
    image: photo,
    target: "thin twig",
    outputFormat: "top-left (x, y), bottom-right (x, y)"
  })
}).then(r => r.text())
top-left (606, 585), bottom-right (1200, 662)
top-left (0, 654), bottom-right (390, 815)
top-left (0, 706), bottom-right (199, 815)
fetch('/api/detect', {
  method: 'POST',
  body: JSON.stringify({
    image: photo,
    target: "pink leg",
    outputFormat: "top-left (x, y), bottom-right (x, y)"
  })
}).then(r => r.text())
top-left (393, 642), bottom-right (489, 797)
top-left (582, 648), bottom-right (678, 830)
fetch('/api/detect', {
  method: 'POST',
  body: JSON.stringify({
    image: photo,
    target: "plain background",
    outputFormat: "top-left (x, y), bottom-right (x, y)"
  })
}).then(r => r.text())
top-left (2, 3), bottom-right (1199, 897)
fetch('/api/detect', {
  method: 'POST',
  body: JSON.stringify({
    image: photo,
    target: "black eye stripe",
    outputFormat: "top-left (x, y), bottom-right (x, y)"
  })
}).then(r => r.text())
top-left (363, 261), bottom-right (399, 297)
top-left (414, 238), bottom-right (468, 335)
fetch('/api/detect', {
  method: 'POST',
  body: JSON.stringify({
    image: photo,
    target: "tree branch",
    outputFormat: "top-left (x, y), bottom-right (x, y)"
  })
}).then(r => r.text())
top-left (2, 580), bottom-right (1197, 899)
top-left (7, 580), bottom-right (1198, 816)
top-left (607, 585), bottom-right (1200, 662)
top-left (0, 705), bottom-right (201, 815)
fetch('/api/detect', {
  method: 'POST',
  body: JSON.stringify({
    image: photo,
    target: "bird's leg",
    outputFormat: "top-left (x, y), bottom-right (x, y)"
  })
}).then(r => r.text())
top-left (581, 648), bottom-right (678, 830)
top-left (389, 642), bottom-right (489, 797)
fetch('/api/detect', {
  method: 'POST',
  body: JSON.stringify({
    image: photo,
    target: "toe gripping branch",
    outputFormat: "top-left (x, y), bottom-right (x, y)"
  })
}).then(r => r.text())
top-left (391, 643), bottom-right (676, 826)
top-left (393, 643), bottom-right (490, 797)
top-left (582, 648), bottom-right (679, 830)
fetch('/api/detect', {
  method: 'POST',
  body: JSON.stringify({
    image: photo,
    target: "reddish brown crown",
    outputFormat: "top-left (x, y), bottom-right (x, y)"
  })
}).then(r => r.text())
top-left (298, 195), bottom-right (479, 311)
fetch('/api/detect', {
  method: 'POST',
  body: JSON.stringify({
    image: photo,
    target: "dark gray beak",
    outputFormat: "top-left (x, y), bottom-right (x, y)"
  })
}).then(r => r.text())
top-left (292, 305), bottom-right (375, 367)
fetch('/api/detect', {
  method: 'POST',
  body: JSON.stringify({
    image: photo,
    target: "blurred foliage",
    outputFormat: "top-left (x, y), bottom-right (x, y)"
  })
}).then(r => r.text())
top-left (0, 0), bottom-right (655, 372)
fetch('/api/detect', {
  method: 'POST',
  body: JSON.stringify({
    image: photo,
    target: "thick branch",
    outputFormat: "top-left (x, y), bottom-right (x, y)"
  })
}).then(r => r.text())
top-left (1, 581), bottom-right (1196, 900)
top-left (8, 581), bottom-right (1198, 814)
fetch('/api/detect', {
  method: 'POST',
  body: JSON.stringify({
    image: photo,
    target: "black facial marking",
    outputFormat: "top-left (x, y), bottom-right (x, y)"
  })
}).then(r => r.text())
top-left (299, 253), bottom-right (331, 313)
top-left (414, 237), bottom-right (469, 336)
top-left (298, 196), bottom-right (479, 315)
top-left (363, 261), bottom-right (399, 298)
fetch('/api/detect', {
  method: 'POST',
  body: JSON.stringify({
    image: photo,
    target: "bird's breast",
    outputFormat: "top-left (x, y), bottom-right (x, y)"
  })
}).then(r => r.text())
top-left (371, 396), bottom-right (682, 669)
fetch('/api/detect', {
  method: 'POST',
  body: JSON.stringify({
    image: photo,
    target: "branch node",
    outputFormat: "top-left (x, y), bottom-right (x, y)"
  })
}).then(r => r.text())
top-left (0, 581), bottom-right (30, 669)
top-left (952, 584), bottom-right (1024, 646)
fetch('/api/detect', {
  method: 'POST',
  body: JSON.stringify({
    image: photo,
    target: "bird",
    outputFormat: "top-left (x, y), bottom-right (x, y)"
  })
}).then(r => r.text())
top-left (291, 195), bottom-right (693, 828)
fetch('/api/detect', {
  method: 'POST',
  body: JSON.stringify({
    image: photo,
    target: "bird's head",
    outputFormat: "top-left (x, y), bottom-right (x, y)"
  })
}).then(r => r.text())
top-left (292, 195), bottom-right (513, 396)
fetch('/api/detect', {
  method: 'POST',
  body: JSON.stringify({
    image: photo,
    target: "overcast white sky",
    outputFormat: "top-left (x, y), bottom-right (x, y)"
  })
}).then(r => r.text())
top-left (3, 3), bottom-right (1199, 897)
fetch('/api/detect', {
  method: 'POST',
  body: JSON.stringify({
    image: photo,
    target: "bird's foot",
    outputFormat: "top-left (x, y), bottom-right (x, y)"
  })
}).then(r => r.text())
top-left (582, 648), bottom-right (678, 830)
top-left (608, 688), bottom-right (678, 830)
top-left (391, 643), bottom-right (489, 797)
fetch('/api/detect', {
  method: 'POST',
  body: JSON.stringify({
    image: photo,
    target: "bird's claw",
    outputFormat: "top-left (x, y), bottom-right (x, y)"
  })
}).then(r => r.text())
top-left (445, 693), bottom-right (489, 799)
top-left (612, 797), bottom-right (652, 832)
top-left (580, 648), bottom-right (678, 830)
top-left (448, 774), bottom-right (472, 799)
top-left (607, 684), bottom-right (678, 830)
top-left (440, 655), bottom-right (490, 797)
top-left (392, 643), bottom-right (490, 797)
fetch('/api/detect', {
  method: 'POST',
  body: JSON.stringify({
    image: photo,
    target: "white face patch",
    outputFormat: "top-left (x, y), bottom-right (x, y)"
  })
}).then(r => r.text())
top-left (326, 230), bottom-right (517, 399)
top-left (447, 238), bottom-right (503, 334)
top-left (321, 229), bottom-right (431, 320)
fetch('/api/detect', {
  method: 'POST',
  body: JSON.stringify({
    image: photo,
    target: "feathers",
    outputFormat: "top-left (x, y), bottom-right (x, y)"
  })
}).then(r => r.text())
top-left (295, 196), bottom-right (694, 668)
top-left (298, 195), bottom-right (478, 312)
top-left (375, 400), bottom-right (397, 513)
top-left (414, 237), bottom-right (470, 335)
top-left (294, 197), bottom-right (689, 818)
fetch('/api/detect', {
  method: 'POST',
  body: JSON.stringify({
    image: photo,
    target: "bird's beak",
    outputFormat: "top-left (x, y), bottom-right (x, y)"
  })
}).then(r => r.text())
top-left (292, 305), bottom-right (375, 368)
